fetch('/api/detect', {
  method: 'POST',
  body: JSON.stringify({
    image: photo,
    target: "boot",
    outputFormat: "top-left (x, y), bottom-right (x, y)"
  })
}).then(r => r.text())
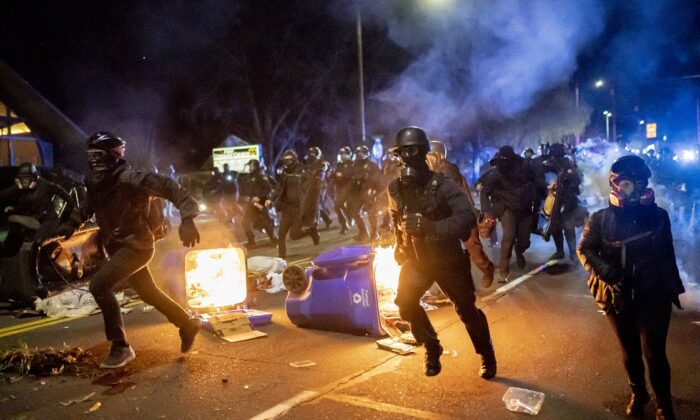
top-left (339, 225), bottom-right (349, 235)
top-left (479, 352), bottom-right (497, 379)
top-left (516, 253), bottom-right (526, 269)
top-left (655, 397), bottom-right (675, 420)
top-left (481, 264), bottom-right (495, 288)
top-left (625, 385), bottom-right (649, 418)
top-left (548, 250), bottom-right (565, 261)
top-left (310, 227), bottom-right (320, 245)
top-left (179, 317), bottom-right (202, 353)
top-left (424, 342), bottom-right (443, 377)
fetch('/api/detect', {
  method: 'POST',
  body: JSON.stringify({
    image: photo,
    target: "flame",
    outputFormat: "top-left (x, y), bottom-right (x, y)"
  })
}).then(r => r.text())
top-left (372, 246), bottom-right (401, 317)
top-left (185, 248), bottom-right (247, 310)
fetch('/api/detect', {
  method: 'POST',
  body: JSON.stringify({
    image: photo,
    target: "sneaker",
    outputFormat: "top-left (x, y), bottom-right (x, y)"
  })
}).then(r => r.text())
top-left (310, 227), bottom-right (320, 245)
top-left (516, 253), bottom-right (526, 269)
top-left (481, 265), bottom-right (495, 288)
top-left (424, 343), bottom-right (443, 377)
top-left (626, 392), bottom-right (649, 418)
top-left (548, 251), bottom-right (565, 261)
top-left (100, 345), bottom-right (136, 369)
top-left (179, 317), bottom-right (202, 353)
top-left (479, 355), bottom-right (497, 379)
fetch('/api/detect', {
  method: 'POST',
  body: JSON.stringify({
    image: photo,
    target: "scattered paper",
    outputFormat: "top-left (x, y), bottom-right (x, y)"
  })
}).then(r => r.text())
top-left (220, 330), bottom-right (267, 343)
top-left (59, 391), bottom-right (96, 407)
top-left (289, 360), bottom-right (317, 368)
top-left (142, 305), bottom-right (154, 313)
top-left (376, 338), bottom-right (415, 355)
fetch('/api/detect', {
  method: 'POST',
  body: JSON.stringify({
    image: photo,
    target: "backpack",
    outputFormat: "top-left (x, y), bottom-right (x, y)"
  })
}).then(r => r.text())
top-left (146, 197), bottom-right (168, 241)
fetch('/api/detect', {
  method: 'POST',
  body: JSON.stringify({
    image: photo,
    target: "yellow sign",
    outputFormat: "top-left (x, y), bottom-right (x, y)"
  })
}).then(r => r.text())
top-left (646, 123), bottom-right (657, 139)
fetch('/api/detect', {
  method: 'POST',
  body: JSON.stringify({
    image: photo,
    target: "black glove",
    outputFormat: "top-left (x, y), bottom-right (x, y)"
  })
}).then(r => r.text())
top-left (404, 213), bottom-right (433, 237)
top-left (56, 224), bottom-right (76, 240)
top-left (601, 264), bottom-right (623, 285)
top-left (178, 216), bottom-right (200, 248)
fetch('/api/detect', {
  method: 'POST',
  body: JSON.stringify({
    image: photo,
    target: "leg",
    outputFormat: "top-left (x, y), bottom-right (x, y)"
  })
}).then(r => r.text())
top-left (277, 209), bottom-right (293, 258)
top-left (349, 200), bottom-right (369, 239)
top-left (334, 198), bottom-right (349, 231)
top-left (465, 226), bottom-right (494, 275)
top-left (514, 212), bottom-right (532, 256)
top-left (639, 300), bottom-right (673, 404)
top-left (552, 228), bottom-right (565, 254)
top-left (242, 206), bottom-right (256, 246)
top-left (564, 226), bottom-right (577, 260)
top-left (497, 209), bottom-right (517, 276)
top-left (89, 246), bottom-right (153, 344)
top-left (607, 310), bottom-right (647, 393)
top-left (394, 260), bottom-right (437, 346)
top-left (127, 266), bottom-right (192, 329)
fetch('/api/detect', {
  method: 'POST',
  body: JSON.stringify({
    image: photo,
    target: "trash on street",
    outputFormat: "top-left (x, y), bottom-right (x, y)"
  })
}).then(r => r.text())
top-left (502, 387), bottom-right (545, 415)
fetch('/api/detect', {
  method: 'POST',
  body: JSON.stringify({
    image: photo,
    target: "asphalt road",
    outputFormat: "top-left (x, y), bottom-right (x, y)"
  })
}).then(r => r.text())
top-left (1, 216), bottom-right (699, 419)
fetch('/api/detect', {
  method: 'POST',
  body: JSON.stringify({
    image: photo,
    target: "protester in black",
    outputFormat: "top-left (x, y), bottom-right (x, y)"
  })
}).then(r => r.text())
top-left (578, 155), bottom-right (684, 420)
top-left (389, 126), bottom-right (496, 379)
top-left (65, 131), bottom-right (202, 369)
top-left (238, 159), bottom-right (277, 248)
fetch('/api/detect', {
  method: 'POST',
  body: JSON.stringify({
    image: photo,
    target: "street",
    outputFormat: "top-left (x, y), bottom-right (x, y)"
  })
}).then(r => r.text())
top-left (1, 218), bottom-right (699, 420)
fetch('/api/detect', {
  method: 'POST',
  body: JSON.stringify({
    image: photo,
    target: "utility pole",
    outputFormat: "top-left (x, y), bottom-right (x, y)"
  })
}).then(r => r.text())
top-left (696, 97), bottom-right (700, 146)
top-left (356, 8), bottom-right (367, 144)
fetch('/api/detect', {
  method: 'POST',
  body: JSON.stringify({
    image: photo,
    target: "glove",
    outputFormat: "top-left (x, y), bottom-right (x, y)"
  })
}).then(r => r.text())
top-left (404, 213), bottom-right (433, 237)
top-left (178, 216), bottom-right (200, 247)
top-left (56, 224), bottom-right (76, 240)
top-left (600, 264), bottom-right (623, 285)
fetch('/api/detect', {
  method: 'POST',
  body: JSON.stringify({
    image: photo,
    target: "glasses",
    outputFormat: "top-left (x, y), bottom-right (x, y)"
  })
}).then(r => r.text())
top-left (393, 145), bottom-right (421, 158)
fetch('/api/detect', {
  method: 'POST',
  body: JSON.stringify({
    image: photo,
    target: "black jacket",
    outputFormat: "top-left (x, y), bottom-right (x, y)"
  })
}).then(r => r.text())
top-left (0, 177), bottom-right (75, 224)
top-left (479, 158), bottom-right (536, 217)
top-left (75, 161), bottom-right (199, 250)
top-left (388, 172), bottom-right (475, 263)
top-left (577, 203), bottom-right (684, 313)
top-left (273, 164), bottom-right (308, 211)
top-left (238, 172), bottom-right (274, 203)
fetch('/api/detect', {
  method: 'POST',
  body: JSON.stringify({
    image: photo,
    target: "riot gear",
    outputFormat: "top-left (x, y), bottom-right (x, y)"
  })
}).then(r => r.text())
top-left (429, 140), bottom-right (447, 159)
top-left (355, 145), bottom-right (370, 160)
top-left (338, 146), bottom-right (353, 163)
top-left (15, 163), bottom-right (38, 190)
top-left (306, 146), bottom-right (322, 162)
top-left (396, 126), bottom-right (430, 149)
top-left (87, 131), bottom-right (126, 151)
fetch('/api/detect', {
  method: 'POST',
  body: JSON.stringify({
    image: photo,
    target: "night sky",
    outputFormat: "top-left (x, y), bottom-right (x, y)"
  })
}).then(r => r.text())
top-left (3, 0), bottom-right (700, 169)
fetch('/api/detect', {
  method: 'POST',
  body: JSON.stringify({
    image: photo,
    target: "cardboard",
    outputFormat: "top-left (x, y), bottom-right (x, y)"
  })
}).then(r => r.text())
top-left (220, 330), bottom-right (267, 343)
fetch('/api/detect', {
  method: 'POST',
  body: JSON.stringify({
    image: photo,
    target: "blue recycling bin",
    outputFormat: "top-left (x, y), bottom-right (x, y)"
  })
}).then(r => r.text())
top-left (284, 245), bottom-right (386, 337)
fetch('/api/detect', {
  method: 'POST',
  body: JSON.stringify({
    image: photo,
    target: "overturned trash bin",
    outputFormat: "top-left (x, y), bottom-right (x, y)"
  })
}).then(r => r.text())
top-left (284, 245), bottom-right (399, 337)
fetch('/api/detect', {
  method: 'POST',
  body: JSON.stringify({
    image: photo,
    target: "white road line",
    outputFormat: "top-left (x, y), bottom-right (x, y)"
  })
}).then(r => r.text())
top-left (248, 390), bottom-right (320, 420)
top-left (322, 393), bottom-right (455, 420)
top-left (482, 259), bottom-right (559, 302)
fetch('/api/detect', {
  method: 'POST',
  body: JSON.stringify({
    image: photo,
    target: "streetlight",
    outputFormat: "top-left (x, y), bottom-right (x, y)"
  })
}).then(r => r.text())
top-left (595, 78), bottom-right (617, 142)
top-left (356, 8), bottom-right (366, 144)
top-left (594, 79), bottom-right (605, 88)
top-left (603, 111), bottom-right (612, 142)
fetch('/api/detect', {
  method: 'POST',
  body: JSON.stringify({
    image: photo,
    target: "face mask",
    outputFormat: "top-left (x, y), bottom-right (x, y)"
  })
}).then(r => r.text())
top-left (339, 153), bottom-right (351, 162)
top-left (397, 146), bottom-right (427, 169)
top-left (609, 179), bottom-right (655, 207)
top-left (15, 176), bottom-right (37, 190)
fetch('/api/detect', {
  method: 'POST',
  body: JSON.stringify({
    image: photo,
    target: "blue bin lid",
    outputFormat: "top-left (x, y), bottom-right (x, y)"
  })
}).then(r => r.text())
top-left (312, 245), bottom-right (372, 266)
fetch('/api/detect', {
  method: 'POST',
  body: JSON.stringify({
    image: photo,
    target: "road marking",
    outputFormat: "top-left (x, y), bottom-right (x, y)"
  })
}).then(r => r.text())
top-left (0, 299), bottom-right (144, 338)
top-left (248, 390), bottom-right (320, 420)
top-left (482, 259), bottom-right (559, 302)
top-left (322, 393), bottom-right (455, 419)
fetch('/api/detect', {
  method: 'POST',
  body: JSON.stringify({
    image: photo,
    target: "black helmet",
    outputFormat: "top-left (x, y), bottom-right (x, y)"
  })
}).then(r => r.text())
top-left (87, 131), bottom-right (125, 151)
top-left (355, 145), bottom-right (370, 158)
top-left (550, 143), bottom-right (566, 158)
top-left (338, 146), bottom-right (352, 155)
top-left (282, 150), bottom-right (298, 160)
top-left (429, 140), bottom-right (447, 159)
top-left (609, 155), bottom-right (651, 186)
top-left (395, 126), bottom-right (429, 149)
top-left (17, 162), bottom-right (38, 178)
top-left (307, 146), bottom-right (322, 160)
top-left (247, 159), bottom-right (261, 172)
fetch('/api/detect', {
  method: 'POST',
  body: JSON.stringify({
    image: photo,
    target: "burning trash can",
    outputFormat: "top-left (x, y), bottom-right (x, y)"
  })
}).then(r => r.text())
top-left (284, 245), bottom-right (402, 337)
top-left (184, 247), bottom-right (247, 314)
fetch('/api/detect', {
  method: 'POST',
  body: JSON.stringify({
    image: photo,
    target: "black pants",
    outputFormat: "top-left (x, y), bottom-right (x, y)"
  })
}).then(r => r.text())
top-left (348, 197), bottom-right (377, 239)
top-left (552, 226), bottom-right (576, 256)
top-left (242, 205), bottom-right (276, 245)
top-left (277, 205), bottom-right (313, 258)
top-left (498, 209), bottom-right (532, 274)
top-left (607, 298), bottom-right (672, 400)
top-left (334, 189), bottom-right (350, 230)
top-left (395, 257), bottom-right (494, 358)
top-left (89, 245), bottom-right (191, 344)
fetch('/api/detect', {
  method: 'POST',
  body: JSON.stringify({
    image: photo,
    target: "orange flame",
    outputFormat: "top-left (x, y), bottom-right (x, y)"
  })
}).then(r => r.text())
top-left (185, 248), bottom-right (247, 310)
top-left (372, 245), bottom-right (401, 317)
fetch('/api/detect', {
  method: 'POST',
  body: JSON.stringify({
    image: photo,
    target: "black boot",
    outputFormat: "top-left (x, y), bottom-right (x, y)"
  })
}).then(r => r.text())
top-left (424, 342), bottom-right (443, 377)
top-left (479, 352), bottom-right (497, 379)
top-left (626, 385), bottom-right (649, 418)
top-left (655, 397), bottom-right (675, 420)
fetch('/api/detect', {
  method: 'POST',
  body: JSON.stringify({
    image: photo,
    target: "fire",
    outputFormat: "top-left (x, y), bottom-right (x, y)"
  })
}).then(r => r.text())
top-left (185, 248), bottom-right (247, 311)
top-left (372, 246), bottom-right (401, 317)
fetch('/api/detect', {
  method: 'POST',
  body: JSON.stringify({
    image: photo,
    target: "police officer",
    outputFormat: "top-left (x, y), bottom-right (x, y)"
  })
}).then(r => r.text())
top-left (302, 146), bottom-right (332, 229)
top-left (578, 155), bottom-right (683, 420)
top-left (238, 159), bottom-right (277, 248)
top-left (389, 127), bottom-right (496, 378)
top-left (204, 167), bottom-right (225, 221)
top-left (480, 145), bottom-right (536, 283)
top-left (427, 140), bottom-right (495, 287)
top-left (330, 146), bottom-right (354, 234)
top-left (221, 163), bottom-right (240, 223)
top-left (544, 143), bottom-right (583, 260)
top-left (349, 145), bottom-right (380, 241)
top-left (63, 131), bottom-right (202, 369)
top-left (274, 150), bottom-right (320, 259)
top-left (0, 162), bottom-right (77, 245)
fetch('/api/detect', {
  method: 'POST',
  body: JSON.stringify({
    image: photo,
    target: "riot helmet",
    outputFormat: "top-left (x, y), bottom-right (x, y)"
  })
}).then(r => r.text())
top-left (338, 146), bottom-right (352, 162)
top-left (281, 150), bottom-right (298, 169)
top-left (86, 131), bottom-right (125, 172)
top-left (15, 162), bottom-right (39, 190)
top-left (523, 148), bottom-right (535, 159)
top-left (306, 146), bottom-right (322, 162)
top-left (355, 145), bottom-right (370, 161)
top-left (609, 155), bottom-right (654, 207)
top-left (394, 127), bottom-right (429, 169)
top-left (549, 143), bottom-right (566, 160)
top-left (247, 159), bottom-right (261, 174)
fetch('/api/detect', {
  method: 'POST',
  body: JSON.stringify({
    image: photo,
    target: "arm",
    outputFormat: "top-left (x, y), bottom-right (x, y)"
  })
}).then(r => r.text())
top-left (478, 171), bottom-right (497, 215)
top-left (429, 179), bottom-right (474, 242)
top-left (660, 210), bottom-right (685, 297)
top-left (576, 210), bottom-right (621, 284)
top-left (129, 171), bottom-right (199, 219)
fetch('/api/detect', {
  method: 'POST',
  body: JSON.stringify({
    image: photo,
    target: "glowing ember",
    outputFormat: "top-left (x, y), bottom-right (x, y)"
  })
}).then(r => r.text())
top-left (185, 248), bottom-right (247, 311)
top-left (372, 246), bottom-right (401, 316)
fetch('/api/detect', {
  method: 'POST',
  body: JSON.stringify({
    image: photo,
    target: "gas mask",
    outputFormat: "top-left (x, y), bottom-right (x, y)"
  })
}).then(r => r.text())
top-left (397, 145), bottom-right (428, 170)
top-left (87, 149), bottom-right (119, 182)
top-left (609, 178), bottom-right (655, 208)
top-left (15, 175), bottom-right (37, 190)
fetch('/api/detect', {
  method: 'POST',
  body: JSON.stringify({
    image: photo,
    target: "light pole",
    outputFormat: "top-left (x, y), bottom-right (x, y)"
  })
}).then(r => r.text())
top-left (603, 110), bottom-right (612, 142)
top-left (356, 8), bottom-right (367, 144)
top-left (595, 79), bottom-right (617, 142)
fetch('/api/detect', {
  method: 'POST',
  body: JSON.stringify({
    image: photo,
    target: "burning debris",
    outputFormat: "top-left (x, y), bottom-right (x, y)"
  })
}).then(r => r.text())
top-left (0, 344), bottom-right (91, 377)
top-left (185, 248), bottom-right (247, 312)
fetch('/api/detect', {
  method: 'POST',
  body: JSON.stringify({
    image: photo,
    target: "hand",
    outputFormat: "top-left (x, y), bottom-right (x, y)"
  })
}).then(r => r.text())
top-left (602, 265), bottom-right (623, 285)
top-left (178, 216), bottom-right (200, 247)
top-left (404, 213), bottom-right (432, 237)
top-left (264, 199), bottom-right (272, 207)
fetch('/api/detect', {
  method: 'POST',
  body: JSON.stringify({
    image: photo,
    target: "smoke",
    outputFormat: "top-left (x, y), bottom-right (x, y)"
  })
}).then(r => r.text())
top-left (354, 0), bottom-right (608, 135)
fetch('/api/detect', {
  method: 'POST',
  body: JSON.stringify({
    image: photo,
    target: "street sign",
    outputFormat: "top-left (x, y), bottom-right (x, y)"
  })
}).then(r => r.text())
top-left (646, 123), bottom-right (657, 139)
top-left (212, 144), bottom-right (262, 172)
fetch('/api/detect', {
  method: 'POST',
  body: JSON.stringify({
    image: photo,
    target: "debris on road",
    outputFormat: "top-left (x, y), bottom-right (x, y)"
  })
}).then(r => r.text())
top-left (0, 344), bottom-right (91, 377)
top-left (142, 304), bottom-right (154, 312)
top-left (247, 256), bottom-right (288, 293)
top-left (502, 387), bottom-right (545, 415)
top-left (443, 349), bottom-right (459, 357)
top-left (289, 360), bottom-right (317, 368)
top-left (375, 338), bottom-right (415, 355)
top-left (59, 391), bottom-right (96, 406)
top-left (692, 321), bottom-right (700, 327)
top-left (35, 290), bottom-right (130, 318)
top-left (201, 311), bottom-right (267, 343)
top-left (85, 401), bottom-right (102, 413)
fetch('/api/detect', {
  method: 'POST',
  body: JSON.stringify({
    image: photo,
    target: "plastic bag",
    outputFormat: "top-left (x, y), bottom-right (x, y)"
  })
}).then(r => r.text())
top-left (502, 387), bottom-right (545, 415)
